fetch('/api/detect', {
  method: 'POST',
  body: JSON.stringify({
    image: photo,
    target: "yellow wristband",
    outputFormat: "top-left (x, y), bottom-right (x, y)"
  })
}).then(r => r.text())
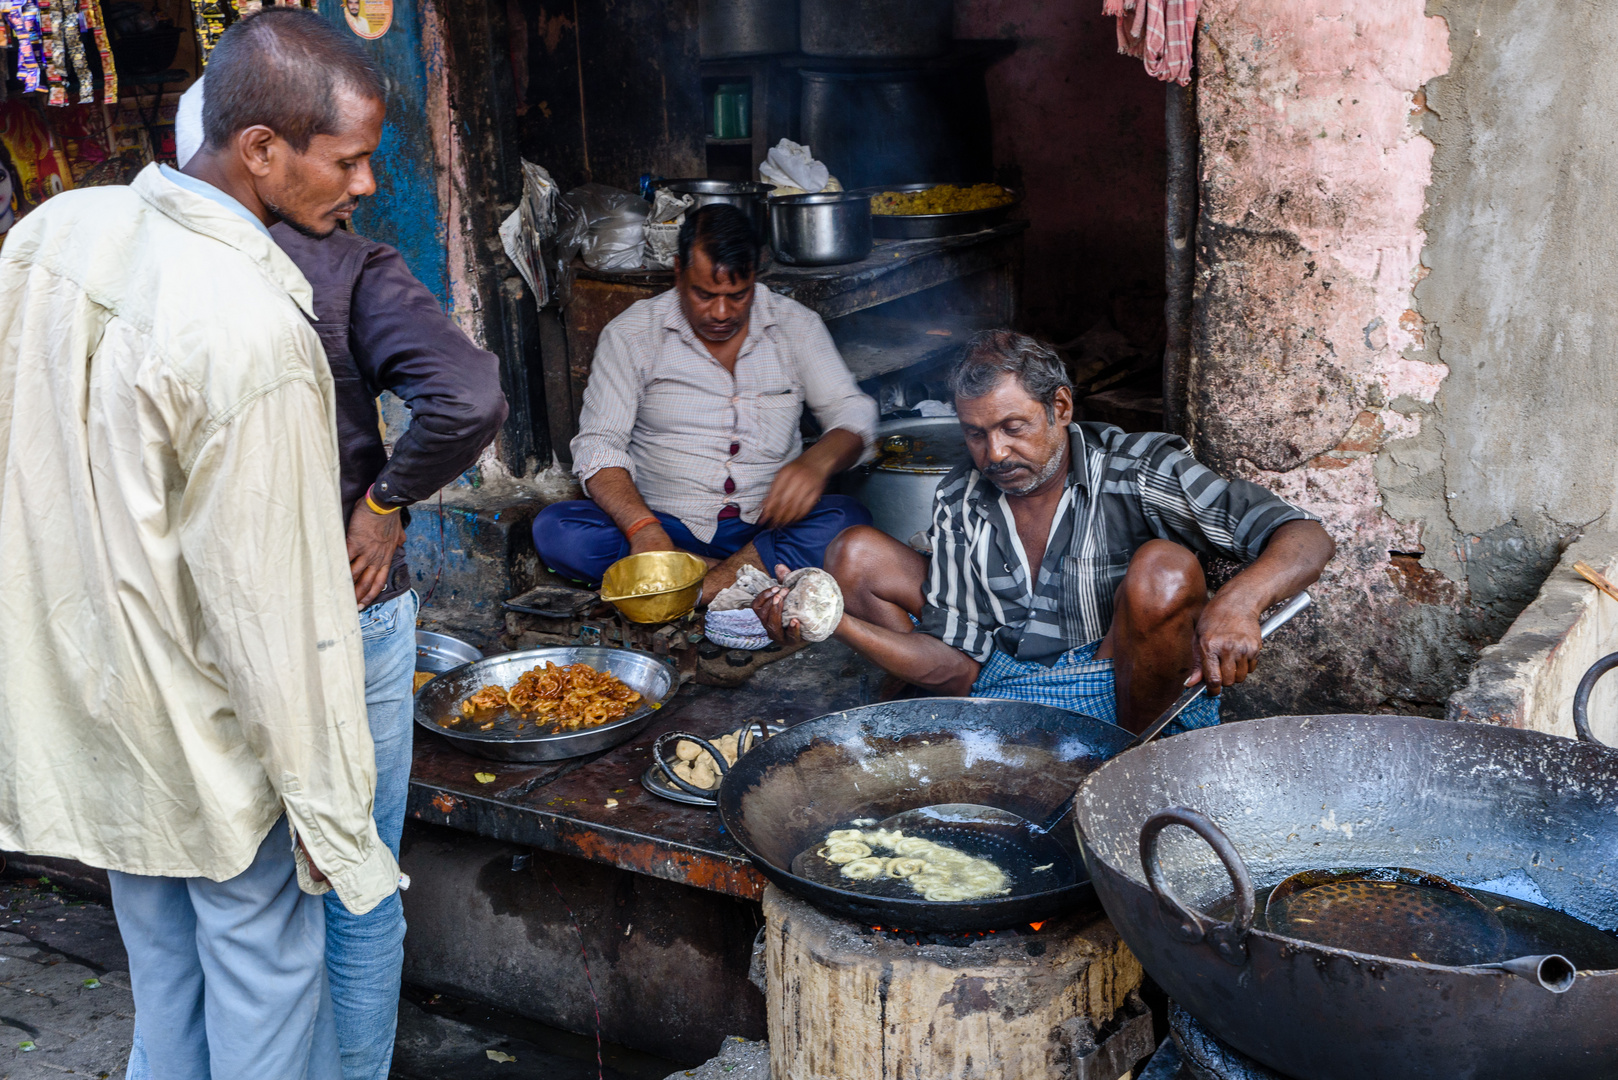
top-left (365, 490), bottom-right (399, 515)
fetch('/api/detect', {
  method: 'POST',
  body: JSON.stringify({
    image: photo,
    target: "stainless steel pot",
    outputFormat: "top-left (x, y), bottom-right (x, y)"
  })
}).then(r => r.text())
top-left (768, 192), bottom-right (872, 266)
top-left (699, 0), bottom-right (797, 58)
top-left (800, 0), bottom-right (953, 58)
top-left (656, 179), bottom-right (772, 247)
top-left (837, 416), bottom-right (967, 547)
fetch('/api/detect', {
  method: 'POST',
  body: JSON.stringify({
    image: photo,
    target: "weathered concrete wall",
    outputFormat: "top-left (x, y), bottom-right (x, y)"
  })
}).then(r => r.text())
top-left (1188, 0), bottom-right (1460, 716)
top-left (1450, 531), bottom-right (1618, 743)
top-left (1400, 0), bottom-right (1618, 653)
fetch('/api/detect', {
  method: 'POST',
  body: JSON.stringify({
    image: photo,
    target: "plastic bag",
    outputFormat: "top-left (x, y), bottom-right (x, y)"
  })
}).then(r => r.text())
top-left (644, 188), bottom-right (694, 269)
top-left (557, 183), bottom-right (651, 272)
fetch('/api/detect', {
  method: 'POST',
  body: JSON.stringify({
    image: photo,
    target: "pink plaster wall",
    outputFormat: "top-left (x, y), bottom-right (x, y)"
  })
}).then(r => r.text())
top-left (955, 1), bottom-right (1168, 343)
top-left (1188, 0), bottom-right (1463, 714)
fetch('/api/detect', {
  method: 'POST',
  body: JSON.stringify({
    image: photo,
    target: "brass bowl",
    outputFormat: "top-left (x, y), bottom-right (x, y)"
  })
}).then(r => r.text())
top-left (600, 551), bottom-right (708, 623)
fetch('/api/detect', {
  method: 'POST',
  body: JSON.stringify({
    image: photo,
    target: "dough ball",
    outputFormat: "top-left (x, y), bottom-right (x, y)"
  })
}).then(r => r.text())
top-left (780, 568), bottom-right (844, 642)
top-left (675, 739), bottom-right (701, 762)
top-left (840, 857), bottom-right (888, 880)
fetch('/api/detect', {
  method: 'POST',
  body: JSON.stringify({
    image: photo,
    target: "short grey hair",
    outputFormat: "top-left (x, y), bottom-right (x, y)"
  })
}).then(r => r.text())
top-left (948, 330), bottom-right (1073, 420)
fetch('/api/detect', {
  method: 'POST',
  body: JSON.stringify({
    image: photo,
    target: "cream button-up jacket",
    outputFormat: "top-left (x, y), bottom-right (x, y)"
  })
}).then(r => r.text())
top-left (0, 165), bottom-right (397, 914)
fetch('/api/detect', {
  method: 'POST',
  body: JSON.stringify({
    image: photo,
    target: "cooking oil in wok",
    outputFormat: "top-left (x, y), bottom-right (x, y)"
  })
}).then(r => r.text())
top-left (1216, 878), bottom-right (1618, 969)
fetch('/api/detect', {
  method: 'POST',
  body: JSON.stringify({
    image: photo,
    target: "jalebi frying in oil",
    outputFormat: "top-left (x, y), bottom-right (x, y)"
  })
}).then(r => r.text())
top-left (506, 662), bottom-right (642, 730)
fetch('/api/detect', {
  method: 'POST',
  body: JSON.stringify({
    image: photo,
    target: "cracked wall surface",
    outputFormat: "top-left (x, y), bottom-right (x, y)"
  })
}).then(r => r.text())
top-left (1403, 0), bottom-right (1618, 626)
top-left (1190, 0), bottom-right (1467, 715)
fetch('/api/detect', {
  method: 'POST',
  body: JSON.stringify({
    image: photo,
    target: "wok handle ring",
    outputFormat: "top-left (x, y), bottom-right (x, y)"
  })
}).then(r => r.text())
top-left (1572, 652), bottom-right (1618, 746)
top-left (651, 731), bottom-right (730, 799)
top-left (1139, 807), bottom-right (1254, 967)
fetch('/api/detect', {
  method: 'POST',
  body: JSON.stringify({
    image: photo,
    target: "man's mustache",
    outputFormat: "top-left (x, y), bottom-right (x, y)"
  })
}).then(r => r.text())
top-left (983, 458), bottom-right (1037, 476)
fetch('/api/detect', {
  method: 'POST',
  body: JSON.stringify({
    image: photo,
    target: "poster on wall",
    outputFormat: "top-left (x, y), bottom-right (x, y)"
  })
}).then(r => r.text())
top-left (342, 0), bottom-right (391, 39)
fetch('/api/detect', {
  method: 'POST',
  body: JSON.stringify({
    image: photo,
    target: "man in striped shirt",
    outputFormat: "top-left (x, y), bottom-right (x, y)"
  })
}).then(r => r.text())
top-left (755, 330), bottom-right (1334, 733)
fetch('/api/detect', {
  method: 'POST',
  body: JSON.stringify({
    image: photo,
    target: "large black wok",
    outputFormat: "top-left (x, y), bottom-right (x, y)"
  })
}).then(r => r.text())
top-left (1075, 714), bottom-right (1618, 1080)
top-left (717, 697), bottom-right (1133, 931)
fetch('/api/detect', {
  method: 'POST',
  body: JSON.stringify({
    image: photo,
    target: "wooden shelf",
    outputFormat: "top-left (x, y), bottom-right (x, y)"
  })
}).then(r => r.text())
top-left (706, 136), bottom-right (753, 146)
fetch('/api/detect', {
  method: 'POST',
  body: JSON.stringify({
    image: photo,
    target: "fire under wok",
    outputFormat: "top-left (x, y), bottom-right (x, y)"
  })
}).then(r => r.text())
top-left (716, 697), bottom-right (1134, 931)
top-left (1075, 713), bottom-right (1618, 1080)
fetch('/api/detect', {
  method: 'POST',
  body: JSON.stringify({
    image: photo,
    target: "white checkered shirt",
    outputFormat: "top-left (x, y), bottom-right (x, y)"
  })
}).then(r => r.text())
top-left (571, 286), bottom-right (878, 543)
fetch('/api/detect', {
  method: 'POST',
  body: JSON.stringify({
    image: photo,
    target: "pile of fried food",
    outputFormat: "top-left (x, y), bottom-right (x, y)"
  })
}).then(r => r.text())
top-left (818, 826), bottom-right (1011, 902)
top-left (668, 727), bottom-right (761, 791)
top-left (869, 182), bottom-right (1013, 216)
top-left (452, 662), bottom-right (642, 732)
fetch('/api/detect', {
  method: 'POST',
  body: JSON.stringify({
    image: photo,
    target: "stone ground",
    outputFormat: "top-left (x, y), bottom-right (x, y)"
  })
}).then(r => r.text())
top-left (0, 875), bottom-right (703, 1080)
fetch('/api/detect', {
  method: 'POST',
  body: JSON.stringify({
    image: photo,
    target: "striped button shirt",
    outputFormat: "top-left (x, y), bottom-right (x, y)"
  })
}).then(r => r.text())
top-left (571, 286), bottom-right (878, 543)
top-left (917, 422), bottom-right (1319, 666)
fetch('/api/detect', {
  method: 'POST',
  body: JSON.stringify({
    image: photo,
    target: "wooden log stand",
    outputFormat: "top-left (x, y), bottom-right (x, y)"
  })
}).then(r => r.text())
top-left (762, 886), bottom-right (1154, 1080)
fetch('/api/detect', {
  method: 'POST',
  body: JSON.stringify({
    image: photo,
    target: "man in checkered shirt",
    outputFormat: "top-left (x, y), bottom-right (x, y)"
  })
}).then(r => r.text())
top-left (755, 330), bottom-right (1334, 734)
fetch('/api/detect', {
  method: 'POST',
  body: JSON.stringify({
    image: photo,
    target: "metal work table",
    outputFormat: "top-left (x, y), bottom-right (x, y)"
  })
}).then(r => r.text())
top-left (406, 638), bottom-right (881, 900)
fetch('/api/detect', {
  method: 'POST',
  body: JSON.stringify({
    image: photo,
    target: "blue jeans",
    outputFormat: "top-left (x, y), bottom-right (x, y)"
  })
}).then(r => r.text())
top-left (326, 589), bottom-right (417, 1080)
top-left (128, 591), bottom-right (418, 1080)
top-left (112, 818), bottom-right (340, 1080)
top-left (532, 495), bottom-right (872, 584)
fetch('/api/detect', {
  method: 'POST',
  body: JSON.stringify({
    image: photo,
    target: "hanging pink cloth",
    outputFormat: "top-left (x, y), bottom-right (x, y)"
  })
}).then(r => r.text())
top-left (1104, 0), bottom-right (1199, 86)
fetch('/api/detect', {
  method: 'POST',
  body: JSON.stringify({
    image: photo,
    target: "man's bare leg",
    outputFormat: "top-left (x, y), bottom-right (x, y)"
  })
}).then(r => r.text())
top-left (698, 542), bottom-right (767, 605)
top-left (1097, 540), bottom-right (1207, 734)
top-left (825, 526), bottom-right (928, 633)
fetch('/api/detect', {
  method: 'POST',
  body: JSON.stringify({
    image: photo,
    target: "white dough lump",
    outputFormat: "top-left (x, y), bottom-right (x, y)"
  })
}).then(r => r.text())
top-left (819, 826), bottom-right (1009, 902)
top-left (780, 568), bottom-right (844, 642)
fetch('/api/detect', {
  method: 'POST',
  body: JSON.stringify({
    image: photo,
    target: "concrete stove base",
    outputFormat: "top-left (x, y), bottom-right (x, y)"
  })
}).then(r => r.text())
top-left (761, 885), bottom-right (1153, 1080)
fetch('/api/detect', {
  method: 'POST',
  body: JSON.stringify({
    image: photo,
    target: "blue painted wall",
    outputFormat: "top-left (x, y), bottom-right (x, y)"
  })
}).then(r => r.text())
top-left (314, 0), bottom-right (448, 305)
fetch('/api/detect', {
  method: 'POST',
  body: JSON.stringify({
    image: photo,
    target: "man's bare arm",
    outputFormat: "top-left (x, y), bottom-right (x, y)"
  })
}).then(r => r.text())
top-left (1191, 519), bottom-right (1335, 693)
top-left (758, 428), bottom-right (865, 527)
top-left (585, 467), bottom-right (679, 554)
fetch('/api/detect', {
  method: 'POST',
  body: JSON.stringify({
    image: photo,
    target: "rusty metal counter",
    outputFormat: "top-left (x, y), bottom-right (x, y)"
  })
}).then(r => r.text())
top-left (406, 639), bottom-right (880, 900)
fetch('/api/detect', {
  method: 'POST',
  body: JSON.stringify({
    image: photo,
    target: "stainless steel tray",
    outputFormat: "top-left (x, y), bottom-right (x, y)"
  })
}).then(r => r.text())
top-left (413, 647), bottom-right (678, 762)
top-left (856, 183), bottom-right (1019, 239)
top-left (416, 631), bottom-right (483, 674)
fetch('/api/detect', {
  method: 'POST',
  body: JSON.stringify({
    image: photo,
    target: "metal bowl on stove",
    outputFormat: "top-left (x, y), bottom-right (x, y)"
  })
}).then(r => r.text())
top-left (769, 191), bottom-right (873, 266)
top-left (855, 182), bottom-right (1020, 239)
top-left (414, 647), bottom-right (678, 762)
top-left (655, 179), bottom-right (773, 245)
top-left (416, 631), bottom-right (482, 675)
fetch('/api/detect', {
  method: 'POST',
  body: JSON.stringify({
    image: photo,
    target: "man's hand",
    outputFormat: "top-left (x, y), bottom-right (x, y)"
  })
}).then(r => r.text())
top-left (759, 458), bottom-right (827, 528)
top-left (1186, 594), bottom-right (1264, 696)
top-left (347, 498), bottom-right (405, 609)
top-left (752, 564), bottom-right (803, 644)
top-left (297, 836), bottom-right (327, 883)
top-left (628, 521), bottom-right (680, 555)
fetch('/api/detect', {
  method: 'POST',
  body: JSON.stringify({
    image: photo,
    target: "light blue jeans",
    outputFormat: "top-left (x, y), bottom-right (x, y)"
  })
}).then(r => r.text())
top-left (127, 590), bottom-right (418, 1080)
top-left (111, 818), bottom-right (340, 1080)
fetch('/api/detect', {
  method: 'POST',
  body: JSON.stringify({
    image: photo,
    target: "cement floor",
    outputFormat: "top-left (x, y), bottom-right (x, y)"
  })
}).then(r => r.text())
top-left (0, 876), bottom-right (687, 1080)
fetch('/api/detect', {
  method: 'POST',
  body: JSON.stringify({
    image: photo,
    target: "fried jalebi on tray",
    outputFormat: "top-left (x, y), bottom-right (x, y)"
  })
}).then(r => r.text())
top-left (505, 662), bottom-right (642, 731)
top-left (460, 684), bottom-right (510, 716)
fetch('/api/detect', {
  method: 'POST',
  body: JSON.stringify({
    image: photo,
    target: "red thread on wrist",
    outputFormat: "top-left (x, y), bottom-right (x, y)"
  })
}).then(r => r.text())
top-left (624, 516), bottom-right (659, 540)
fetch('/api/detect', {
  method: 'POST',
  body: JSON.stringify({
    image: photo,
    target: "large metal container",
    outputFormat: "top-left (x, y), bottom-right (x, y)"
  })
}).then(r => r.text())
top-left (655, 179), bottom-right (772, 246)
top-left (838, 416), bottom-right (968, 547)
top-left (800, 0), bottom-right (953, 58)
top-left (798, 64), bottom-right (993, 190)
top-left (857, 182), bottom-right (1020, 239)
top-left (699, 0), bottom-right (797, 58)
top-left (768, 191), bottom-right (873, 266)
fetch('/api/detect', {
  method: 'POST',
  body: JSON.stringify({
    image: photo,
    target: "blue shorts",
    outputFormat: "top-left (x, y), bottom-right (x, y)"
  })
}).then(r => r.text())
top-left (531, 495), bottom-right (872, 585)
top-left (969, 639), bottom-right (1221, 735)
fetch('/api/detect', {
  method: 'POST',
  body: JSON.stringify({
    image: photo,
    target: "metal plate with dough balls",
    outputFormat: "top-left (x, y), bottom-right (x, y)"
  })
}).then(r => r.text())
top-left (414, 647), bottom-right (678, 762)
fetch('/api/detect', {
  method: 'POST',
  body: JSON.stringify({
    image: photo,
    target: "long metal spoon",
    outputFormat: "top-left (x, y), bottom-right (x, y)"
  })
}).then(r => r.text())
top-left (879, 591), bottom-right (1314, 842)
